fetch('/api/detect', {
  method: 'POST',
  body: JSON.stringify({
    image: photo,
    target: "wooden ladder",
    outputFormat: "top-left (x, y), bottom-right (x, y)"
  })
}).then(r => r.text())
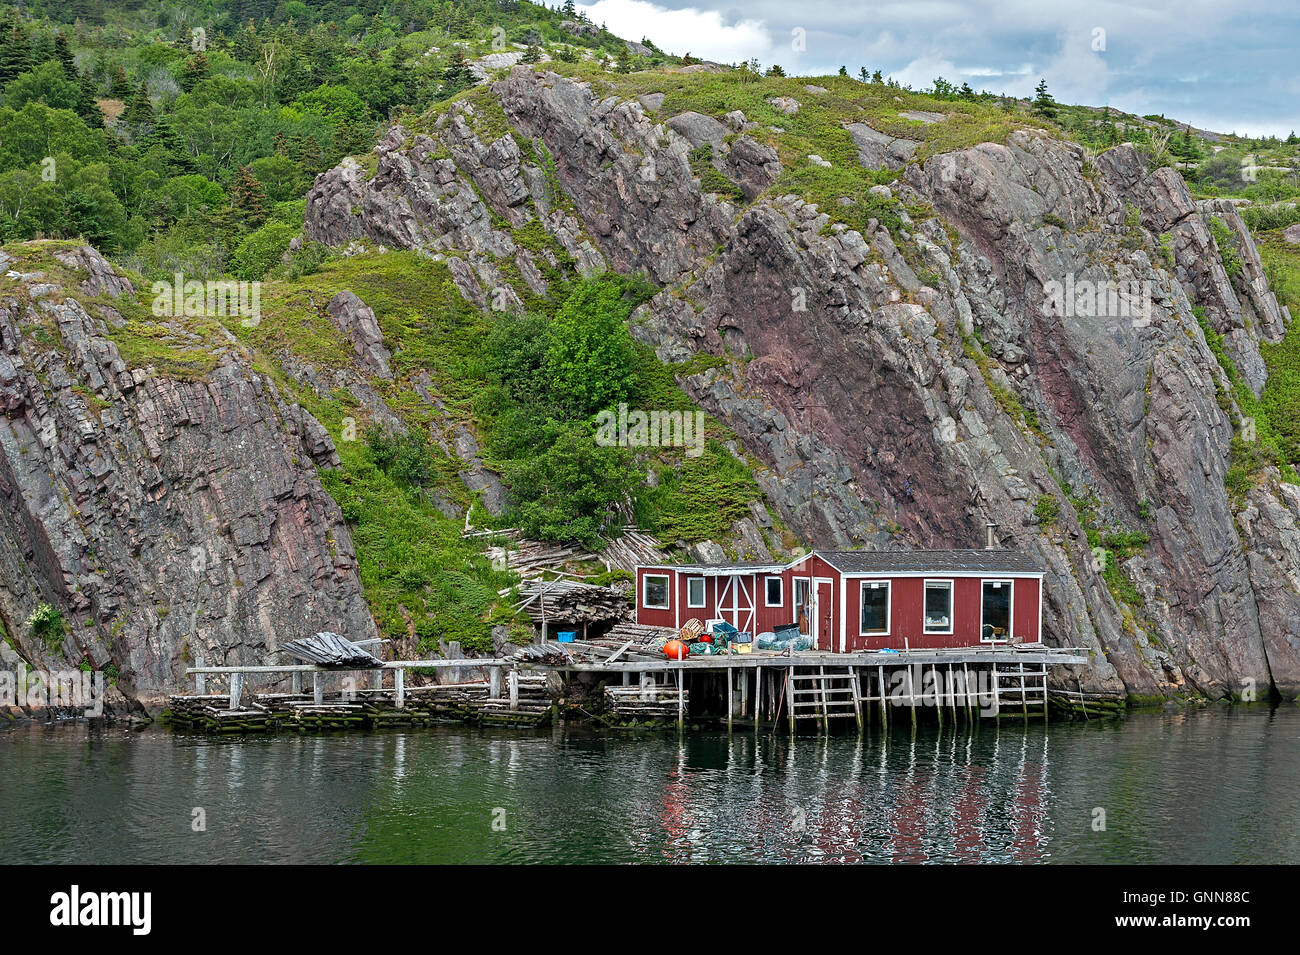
top-left (789, 666), bottom-right (862, 728)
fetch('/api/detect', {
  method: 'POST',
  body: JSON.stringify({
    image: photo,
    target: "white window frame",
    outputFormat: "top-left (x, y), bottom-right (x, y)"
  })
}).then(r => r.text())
top-left (764, 575), bottom-right (784, 607)
top-left (643, 573), bottom-right (671, 611)
top-left (793, 576), bottom-right (810, 613)
top-left (979, 579), bottom-right (1014, 643)
top-left (923, 579), bottom-right (954, 635)
top-left (686, 576), bottom-right (706, 609)
top-left (859, 579), bottom-right (891, 636)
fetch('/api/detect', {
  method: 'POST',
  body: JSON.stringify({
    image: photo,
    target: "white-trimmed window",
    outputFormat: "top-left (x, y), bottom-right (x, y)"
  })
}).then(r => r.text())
top-left (923, 580), bottom-right (953, 634)
top-left (793, 577), bottom-right (810, 615)
top-left (687, 576), bottom-right (706, 608)
top-left (980, 579), bottom-right (1013, 642)
top-left (643, 573), bottom-right (670, 610)
top-left (860, 580), bottom-right (890, 635)
top-left (765, 576), bottom-right (784, 607)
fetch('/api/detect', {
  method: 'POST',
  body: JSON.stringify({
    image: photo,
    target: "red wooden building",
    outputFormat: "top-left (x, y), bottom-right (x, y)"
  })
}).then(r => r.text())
top-left (634, 550), bottom-right (1045, 651)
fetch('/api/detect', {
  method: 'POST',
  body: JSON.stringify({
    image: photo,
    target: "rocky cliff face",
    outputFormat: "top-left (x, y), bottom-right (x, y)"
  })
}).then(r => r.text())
top-left (0, 245), bottom-right (374, 713)
top-left (304, 66), bottom-right (1300, 702)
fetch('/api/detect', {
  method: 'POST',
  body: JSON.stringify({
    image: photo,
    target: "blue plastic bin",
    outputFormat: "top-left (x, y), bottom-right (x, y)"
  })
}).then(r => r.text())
top-left (557, 631), bottom-right (577, 643)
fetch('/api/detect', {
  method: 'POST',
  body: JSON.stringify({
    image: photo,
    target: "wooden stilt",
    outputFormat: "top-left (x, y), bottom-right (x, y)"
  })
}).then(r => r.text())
top-left (490, 667), bottom-right (501, 700)
top-left (291, 670), bottom-right (301, 695)
top-left (850, 667), bottom-right (864, 733)
top-left (312, 671), bottom-right (322, 705)
top-left (908, 666), bottom-right (917, 730)
top-left (196, 657), bottom-right (205, 694)
top-left (754, 668), bottom-right (763, 731)
top-left (818, 665), bottom-right (829, 732)
top-left (878, 665), bottom-right (888, 728)
top-left (677, 667), bottom-right (684, 729)
top-left (726, 667), bottom-right (734, 733)
top-left (787, 667), bottom-right (796, 735)
top-left (229, 672), bottom-right (242, 709)
top-left (963, 662), bottom-right (973, 721)
top-left (395, 667), bottom-right (405, 708)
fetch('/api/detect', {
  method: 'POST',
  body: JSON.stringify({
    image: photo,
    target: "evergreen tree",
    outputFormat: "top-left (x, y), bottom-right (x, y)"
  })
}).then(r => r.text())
top-left (0, 13), bottom-right (34, 83)
top-left (179, 51), bottom-right (209, 92)
top-left (229, 164), bottom-right (268, 228)
top-left (53, 33), bottom-right (78, 78)
top-left (121, 82), bottom-right (154, 126)
top-left (1031, 78), bottom-right (1057, 120)
top-left (838, 65), bottom-right (848, 76)
top-left (76, 73), bottom-right (102, 124)
top-left (858, 67), bottom-right (869, 83)
top-left (108, 65), bottom-right (129, 97)
top-left (438, 49), bottom-right (473, 99)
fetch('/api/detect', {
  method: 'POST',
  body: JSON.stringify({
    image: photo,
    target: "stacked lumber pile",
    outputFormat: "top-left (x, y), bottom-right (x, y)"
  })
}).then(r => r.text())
top-left (481, 673), bottom-right (551, 715)
top-left (604, 684), bottom-right (686, 720)
top-left (165, 694), bottom-right (274, 733)
top-left (515, 578), bottom-right (631, 625)
top-left (280, 632), bottom-right (380, 668)
top-left (474, 526), bottom-right (663, 579)
top-left (599, 529), bottom-right (663, 571)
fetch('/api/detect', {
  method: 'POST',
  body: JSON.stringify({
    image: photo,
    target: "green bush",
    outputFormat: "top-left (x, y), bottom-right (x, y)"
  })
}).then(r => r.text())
top-left (1034, 493), bottom-right (1061, 525)
top-left (503, 421), bottom-right (642, 548)
top-left (25, 603), bottom-right (64, 653)
top-left (545, 278), bottom-right (640, 418)
top-left (1208, 216), bottom-right (1243, 279)
top-left (230, 221), bottom-right (296, 281)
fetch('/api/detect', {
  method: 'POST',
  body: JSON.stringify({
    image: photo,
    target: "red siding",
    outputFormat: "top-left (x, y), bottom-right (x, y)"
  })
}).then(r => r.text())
top-left (635, 561), bottom-right (1042, 650)
top-left (1014, 577), bottom-right (1040, 642)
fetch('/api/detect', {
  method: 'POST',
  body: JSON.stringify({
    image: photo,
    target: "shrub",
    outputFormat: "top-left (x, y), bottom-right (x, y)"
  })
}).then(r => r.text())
top-left (1207, 216), bottom-right (1243, 279)
top-left (1034, 493), bottom-right (1061, 525)
top-left (25, 603), bottom-right (64, 652)
top-left (230, 221), bottom-right (296, 280)
top-left (545, 278), bottom-right (640, 418)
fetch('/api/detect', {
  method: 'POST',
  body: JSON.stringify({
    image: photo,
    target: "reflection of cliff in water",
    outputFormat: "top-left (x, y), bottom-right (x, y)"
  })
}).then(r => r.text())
top-left (3, 709), bottom-right (1299, 863)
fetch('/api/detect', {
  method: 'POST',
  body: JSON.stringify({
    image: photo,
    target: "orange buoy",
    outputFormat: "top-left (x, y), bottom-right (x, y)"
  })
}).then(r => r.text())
top-left (698, 633), bottom-right (713, 644)
top-left (663, 640), bottom-right (688, 660)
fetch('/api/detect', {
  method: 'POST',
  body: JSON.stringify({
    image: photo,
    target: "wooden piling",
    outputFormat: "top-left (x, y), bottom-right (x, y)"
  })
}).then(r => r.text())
top-left (877, 665), bottom-right (887, 728)
top-left (726, 667), bottom-right (734, 732)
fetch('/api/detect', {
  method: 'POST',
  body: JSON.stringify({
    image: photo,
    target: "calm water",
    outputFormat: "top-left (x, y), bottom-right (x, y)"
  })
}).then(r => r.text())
top-left (1, 706), bottom-right (1296, 864)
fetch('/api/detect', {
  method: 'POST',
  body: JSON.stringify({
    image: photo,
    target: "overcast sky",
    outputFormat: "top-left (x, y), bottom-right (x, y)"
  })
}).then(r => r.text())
top-left (576, 0), bottom-right (1300, 137)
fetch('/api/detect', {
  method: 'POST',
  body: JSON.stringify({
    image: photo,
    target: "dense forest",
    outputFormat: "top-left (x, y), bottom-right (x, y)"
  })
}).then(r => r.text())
top-left (0, 0), bottom-right (671, 280)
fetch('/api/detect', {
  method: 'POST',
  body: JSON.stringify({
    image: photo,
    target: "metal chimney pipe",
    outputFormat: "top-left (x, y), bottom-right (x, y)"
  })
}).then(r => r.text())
top-left (985, 522), bottom-right (997, 549)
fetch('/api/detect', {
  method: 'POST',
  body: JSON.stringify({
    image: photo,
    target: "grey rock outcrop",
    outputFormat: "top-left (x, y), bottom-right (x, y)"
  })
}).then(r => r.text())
top-left (302, 67), bottom-right (1300, 701)
top-left (0, 247), bottom-right (376, 712)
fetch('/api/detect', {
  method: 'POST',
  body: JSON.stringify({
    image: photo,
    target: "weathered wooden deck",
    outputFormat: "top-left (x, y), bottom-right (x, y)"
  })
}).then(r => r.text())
top-left (169, 645), bottom-right (1090, 734)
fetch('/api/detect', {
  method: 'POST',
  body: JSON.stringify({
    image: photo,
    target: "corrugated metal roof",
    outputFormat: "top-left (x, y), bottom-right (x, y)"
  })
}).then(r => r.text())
top-left (817, 549), bottom-right (1045, 574)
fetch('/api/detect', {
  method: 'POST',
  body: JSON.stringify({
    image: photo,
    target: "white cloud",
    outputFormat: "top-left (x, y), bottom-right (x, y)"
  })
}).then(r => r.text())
top-left (577, 0), bottom-right (778, 65)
